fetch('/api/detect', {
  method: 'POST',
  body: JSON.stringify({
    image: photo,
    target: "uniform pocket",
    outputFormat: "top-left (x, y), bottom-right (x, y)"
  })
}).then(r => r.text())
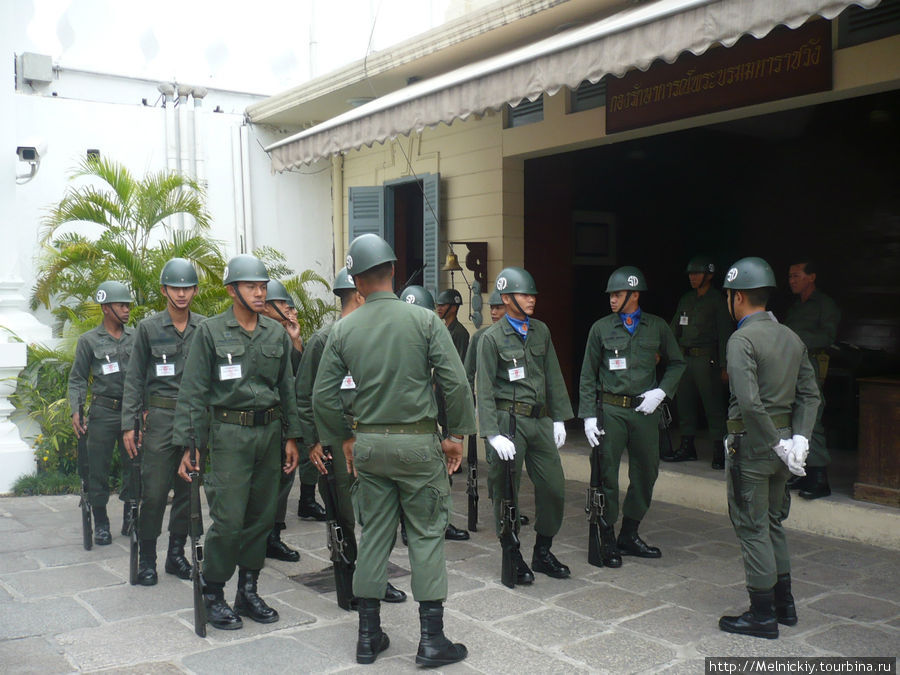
top-left (150, 340), bottom-right (179, 359)
top-left (258, 343), bottom-right (284, 384)
top-left (425, 482), bottom-right (451, 535)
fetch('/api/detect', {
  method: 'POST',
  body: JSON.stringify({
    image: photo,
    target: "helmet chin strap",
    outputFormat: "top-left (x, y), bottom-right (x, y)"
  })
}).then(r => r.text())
top-left (509, 293), bottom-right (528, 320)
top-left (728, 289), bottom-right (737, 323)
top-left (107, 305), bottom-right (128, 326)
top-left (268, 300), bottom-right (291, 323)
top-left (617, 290), bottom-right (634, 316)
top-left (232, 284), bottom-right (259, 314)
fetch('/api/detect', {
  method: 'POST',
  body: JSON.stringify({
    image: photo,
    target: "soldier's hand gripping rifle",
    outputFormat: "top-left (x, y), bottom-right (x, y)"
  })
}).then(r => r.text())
top-left (466, 433), bottom-right (478, 532)
top-left (499, 398), bottom-right (520, 589)
top-left (586, 402), bottom-right (613, 568)
top-left (77, 400), bottom-right (92, 551)
top-left (187, 424), bottom-right (206, 637)
top-left (128, 415), bottom-right (142, 585)
top-left (320, 449), bottom-right (354, 610)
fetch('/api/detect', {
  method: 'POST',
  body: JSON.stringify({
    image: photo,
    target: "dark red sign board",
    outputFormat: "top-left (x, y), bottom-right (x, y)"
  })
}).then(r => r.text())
top-left (606, 21), bottom-right (832, 133)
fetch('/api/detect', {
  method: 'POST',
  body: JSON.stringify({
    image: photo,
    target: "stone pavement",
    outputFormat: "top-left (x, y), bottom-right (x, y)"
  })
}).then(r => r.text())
top-left (1, 473), bottom-right (898, 674)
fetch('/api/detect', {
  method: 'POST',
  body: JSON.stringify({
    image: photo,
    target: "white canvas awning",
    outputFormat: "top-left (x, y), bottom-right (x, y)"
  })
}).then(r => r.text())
top-left (265, 0), bottom-right (880, 171)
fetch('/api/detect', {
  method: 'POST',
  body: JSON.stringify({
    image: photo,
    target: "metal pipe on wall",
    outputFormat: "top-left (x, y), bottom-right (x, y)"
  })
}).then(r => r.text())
top-left (239, 125), bottom-right (254, 254)
top-left (332, 153), bottom-right (344, 278)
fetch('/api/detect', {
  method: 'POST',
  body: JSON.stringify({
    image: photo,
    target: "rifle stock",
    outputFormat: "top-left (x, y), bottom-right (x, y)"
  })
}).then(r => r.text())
top-left (499, 458), bottom-right (520, 588)
top-left (321, 450), bottom-right (354, 611)
top-left (586, 403), bottom-right (610, 568)
top-left (188, 427), bottom-right (206, 637)
top-left (466, 434), bottom-right (478, 532)
top-left (128, 415), bottom-right (141, 585)
top-left (77, 401), bottom-right (92, 551)
top-left (658, 400), bottom-right (674, 458)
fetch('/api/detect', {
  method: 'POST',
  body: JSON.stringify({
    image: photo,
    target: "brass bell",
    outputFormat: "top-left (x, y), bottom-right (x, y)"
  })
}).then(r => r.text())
top-left (441, 252), bottom-right (463, 272)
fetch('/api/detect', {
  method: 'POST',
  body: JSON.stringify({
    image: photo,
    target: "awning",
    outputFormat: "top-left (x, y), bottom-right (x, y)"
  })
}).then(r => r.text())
top-left (265, 0), bottom-right (880, 171)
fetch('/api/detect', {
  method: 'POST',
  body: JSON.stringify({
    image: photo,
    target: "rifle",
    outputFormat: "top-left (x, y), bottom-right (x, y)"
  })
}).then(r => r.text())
top-left (77, 400), bottom-right (92, 551)
top-left (188, 425), bottom-right (206, 637)
top-left (658, 399), bottom-right (674, 459)
top-left (127, 415), bottom-right (141, 584)
top-left (466, 434), bottom-right (478, 532)
top-left (320, 450), bottom-right (354, 610)
top-left (586, 402), bottom-right (612, 568)
top-left (499, 396), bottom-right (520, 589)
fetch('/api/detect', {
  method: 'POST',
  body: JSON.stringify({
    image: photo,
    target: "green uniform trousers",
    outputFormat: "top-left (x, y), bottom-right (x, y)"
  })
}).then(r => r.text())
top-left (202, 418), bottom-right (281, 582)
top-left (351, 432), bottom-right (449, 602)
top-left (726, 433), bottom-right (792, 590)
top-left (87, 404), bottom-right (137, 508)
top-left (319, 443), bottom-right (358, 564)
top-left (273, 451), bottom-right (320, 523)
top-left (138, 407), bottom-right (193, 538)
top-left (601, 405), bottom-right (661, 525)
top-left (808, 357), bottom-right (829, 467)
top-left (486, 413), bottom-right (565, 538)
top-left (676, 355), bottom-right (727, 439)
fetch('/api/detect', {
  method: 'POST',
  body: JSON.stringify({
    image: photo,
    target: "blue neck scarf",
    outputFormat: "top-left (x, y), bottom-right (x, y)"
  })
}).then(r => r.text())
top-left (619, 308), bottom-right (641, 335)
top-left (737, 309), bottom-right (765, 329)
top-left (505, 314), bottom-right (530, 340)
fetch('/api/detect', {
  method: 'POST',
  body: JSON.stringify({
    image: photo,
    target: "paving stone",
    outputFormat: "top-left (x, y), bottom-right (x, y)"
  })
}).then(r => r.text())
top-left (802, 623), bottom-right (900, 657)
top-left (442, 540), bottom-right (494, 562)
top-left (669, 556), bottom-right (745, 587)
top-left (80, 579), bottom-right (196, 621)
top-left (656, 658), bottom-right (709, 674)
top-left (287, 622), bottom-right (417, 668)
top-left (450, 586), bottom-right (545, 622)
top-left (493, 571), bottom-right (592, 602)
top-left (494, 606), bottom-right (605, 648)
top-left (696, 629), bottom-right (819, 657)
top-left (624, 546), bottom-right (700, 570)
top-left (0, 515), bottom-right (28, 533)
top-left (591, 562), bottom-right (684, 594)
top-left (684, 541), bottom-right (742, 561)
top-left (807, 592), bottom-right (900, 622)
top-left (0, 597), bottom-right (98, 639)
top-left (789, 559), bottom-right (862, 589)
top-left (446, 571), bottom-right (487, 597)
top-left (655, 580), bottom-right (747, 616)
top-left (331, 654), bottom-right (422, 674)
top-left (553, 584), bottom-right (663, 621)
top-left (0, 635), bottom-right (72, 674)
top-left (620, 605), bottom-right (711, 646)
top-left (174, 596), bottom-right (318, 642)
top-left (275, 586), bottom-right (356, 622)
top-left (852, 562), bottom-right (900, 602)
top-left (0, 551), bottom-right (40, 574)
top-left (562, 628), bottom-right (677, 673)
top-left (26, 542), bottom-right (127, 568)
top-left (181, 635), bottom-right (337, 674)
top-left (803, 546), bottom-right (886, 570)
top-left (0, 530), bottom-right (51, 554)
top-left (2, 563), bottom-right (122, 599)
top-left (94, 663), bottom-right (184, 674)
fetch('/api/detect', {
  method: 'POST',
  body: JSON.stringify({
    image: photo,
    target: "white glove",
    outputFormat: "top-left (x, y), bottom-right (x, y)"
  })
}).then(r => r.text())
top-left (553, 421), bottom-right (566, 449)
top-left (584, 417), bottom-right (605, 448)
top-left (773, 438), bottom-right (805, 476)
top-left (488, 434), bottom-right (516, 461)
top-left (635, 388), bottom-right (665, 415)
top-left (789, 435), bottom-right (810, 475)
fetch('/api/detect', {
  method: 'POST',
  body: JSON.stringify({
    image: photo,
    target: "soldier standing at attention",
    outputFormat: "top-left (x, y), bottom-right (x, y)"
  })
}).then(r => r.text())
top-left (68, 281), bottom-right (136, 546)
top-left (175, 254), bottom-right (301, 631)
top-left (719, 257), bottom-right (819, 639)
top-left (121, 259), bottom-right (205, 585)
top-left (303, 269), bottom-right (406, 605)
top-left (666, 256), bottom-right (732, 469)
top-left (578, 267), bottom-right (685, 564)
top-left (313, 235), bottom-right (475, 666)
top-left (476, 267), bottom-right (573, 585)
top-left (784, 259), bottom-right (840, 500)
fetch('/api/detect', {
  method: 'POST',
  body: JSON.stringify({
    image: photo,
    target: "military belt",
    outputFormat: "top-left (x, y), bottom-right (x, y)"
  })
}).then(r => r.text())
top-left (213, 405), bottom-right (282, 427)
top-left (726, 414), bottom-right (792, 435)
top-left (148, 395), bottom-right (177, 410)
top-left (354, 419), bottom-right (438, 435)
top-left (496, 400), bottom-right (547, 418)
top-left (601, 393), bottom-right (642, 409)
top-left (682, 346), bottom-right (714, 358)
top-left (92, 394), bottom-right (122, 411)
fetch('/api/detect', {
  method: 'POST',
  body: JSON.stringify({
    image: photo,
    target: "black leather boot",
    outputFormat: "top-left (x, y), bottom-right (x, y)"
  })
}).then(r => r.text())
top-left (601, 526), bottom-right (622, 568)
top-left (787, 473), bottom-right (810, 491)
top-left (234, 567), bottom-right (279, 623)
top-left (164, 534), bottom-right (192, 579)
top-left (383, 582), bottom-right (407, 603)
top-left (513, 549), bottom-right (535, 584)
top-left (719, 588), bottom-right (779, 639)
top-left (531, 534), bottom-right (571, 578)
top-left (799, 466), bottom-right (831, 500)
top-left (137, 539), bottom-right (158, 586)
top-left (445, 523), bottom-right (470, 541)
top-left (93, 506), bottom-right (111, 545)
top-left (663, 435), bottom-right (697, 462)
top-left (415, 601), bottom-right (468, 667)
top-left (356, 598), bottom-right (390, 664)
top-left (774, 573), bottom-right (798, 626)
top-left (266, 523), bottom-right (300, 562)
top-left (617, 517), bottom-right (661, 558)
top-left (204, 581), bottom-right (243, 630)
top-left (711, 440), bottom-right (725, 470)
top-left (297, 483), bottom-right (327, 521)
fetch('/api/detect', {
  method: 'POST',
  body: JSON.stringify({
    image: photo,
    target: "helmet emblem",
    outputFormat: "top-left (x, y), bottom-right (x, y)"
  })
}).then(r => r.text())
top-left (497, 277), bottom-right (508, 291)
top-left (345, 254), bottom-right (353, 269)
top-left (223, 267), bottom-right (229, 282)
top-left (627, 275), bottom-right (639, 287)
top-left (726, 268), bottom-right (738, 282)
top-left (96, 289), bottom-right (107, 302)
top-left (405, 294), bottom-right (416, 304)
top-left (346, 274), bottom-right (353, 284)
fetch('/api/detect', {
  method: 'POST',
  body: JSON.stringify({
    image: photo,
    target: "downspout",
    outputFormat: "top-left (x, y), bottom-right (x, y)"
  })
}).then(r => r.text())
top-left (192, 87), bottom-right (208, 191)
top-left (239, 124), bottom-right (254, 254)
top-left (176, 85), bottom-right (190, 230)
top-left (158, 83), bottom-right (176, 175)
top-left (331, 153), bottom-right (344, 276)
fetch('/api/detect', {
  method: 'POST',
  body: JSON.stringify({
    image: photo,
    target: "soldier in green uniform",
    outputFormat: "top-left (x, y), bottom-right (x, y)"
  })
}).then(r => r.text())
top-left (477, 267), bottom-right (573, 585)
top-left (121, 259), bottom-right (204, 584)
top-left (666, 256), bottom-right (732, 469)
top-left (304, 268), bottom-right (406, 605)
top-left (68, 281), bottom-right (136, 546)
top-left (578, 267), bottom-right (685, 564)
top-left (719, 257), bottom-right (819, 639)
top-left (175, 254), bottom-right (301, 631)
top-left (784, 259), bottom-right (841, 500)
top-left (314, 235), bottom-right (475, 666)
top-left (464, 289), bottom-right (506, 391)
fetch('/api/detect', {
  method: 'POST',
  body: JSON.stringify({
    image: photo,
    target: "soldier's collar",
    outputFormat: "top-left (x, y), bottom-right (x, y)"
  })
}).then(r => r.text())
top-left (224, 306), bottom-right (240, 327)
top-left (365, 291), bottom-right (399, 302)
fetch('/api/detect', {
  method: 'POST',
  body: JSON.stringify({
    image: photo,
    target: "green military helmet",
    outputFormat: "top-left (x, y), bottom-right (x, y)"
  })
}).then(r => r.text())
top-left (400, 285), bottom-right (435, 309)
top-left (495, 267), bottom-right (538, 295)
top-left (488, 289), bottom-right (503, 306)
top-left (266, 279), bottom-right (292, 303)
top-left (723, 257), bottom-right (777, 290)
top-left (159, 258), bottom-right (199, 287)
top-left (605, 266), bottom-right (647, 292)
top-left (223, 254), bottom-right (269, 285)
top-left (435, 288), bottom-right (463, 306)
top-left (95, 280), bottom-right (133, 304)
top-left (685, 255), bottom-right (715, 274)
top-left (332, 266), bottom-right (356, 295)
top-left (345, 234), bottom-right (397, 276)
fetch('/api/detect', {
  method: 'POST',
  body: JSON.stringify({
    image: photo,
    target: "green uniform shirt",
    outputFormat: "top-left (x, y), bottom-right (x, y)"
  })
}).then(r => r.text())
top-left (670, 287), bottom-right (732, 365)
top-left (464, 325), bottom-right (490, 391)
top-left (578, 312), bottom-right (686, 418)
top-left (68, 323), bottom-right (135, 413)
top-left (446, 318), bottom-right (470, 361)
top-left (172, 306), bottom-right (302, 447)
top-left (121, 309), bottom-right (205, 426)
top-left (726, 311), bottom-right (820, 449)
top-left (476, 317), bottom-right (574, 438)
top-left (783, 289), bottom-right (840, 352)
top-left (313, 291), bottom-right (476, 441)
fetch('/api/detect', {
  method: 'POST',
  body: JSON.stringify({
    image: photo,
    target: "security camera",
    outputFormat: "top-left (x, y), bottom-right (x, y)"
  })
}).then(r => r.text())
top-left (17, 139), bottom-right (48, 163)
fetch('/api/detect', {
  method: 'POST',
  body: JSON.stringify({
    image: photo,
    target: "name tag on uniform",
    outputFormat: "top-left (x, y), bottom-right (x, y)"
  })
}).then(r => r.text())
top-left (508, 366), bottom-right (526, 381)
top-left (155, 363), bottom-right (176, 377)
top-left (219, 364), bottom-right (242, 380)
top-left (101, 361), bottom-right (120, 375)
top-left (609, 357), bottom-right (627, 371)
top-left (341, 374), bottom-right (357, 390)
top-left (679, 314), bottom-right (689, 326)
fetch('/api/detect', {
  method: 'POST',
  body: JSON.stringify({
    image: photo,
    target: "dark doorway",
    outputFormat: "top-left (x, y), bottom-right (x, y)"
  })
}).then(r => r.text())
top-left (387, 180), bottom-right (425, 291)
